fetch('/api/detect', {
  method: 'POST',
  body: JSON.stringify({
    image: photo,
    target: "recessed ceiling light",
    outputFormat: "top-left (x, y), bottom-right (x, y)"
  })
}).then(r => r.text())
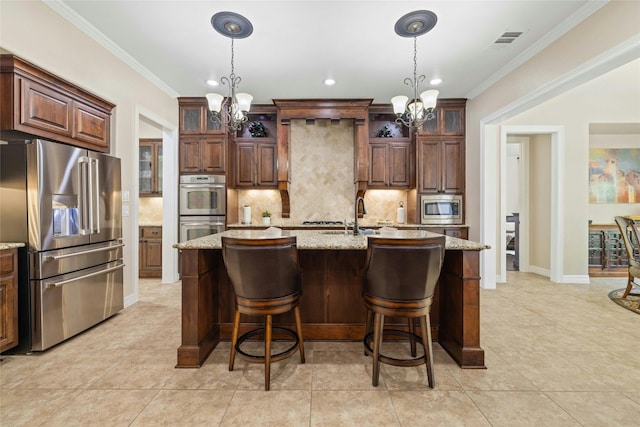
top-left (324, 79), bottom-right (336, 86)
top-left (429, 78), bottom-right (443, 85)
top-left (206, 79), bottom-right (219, 87)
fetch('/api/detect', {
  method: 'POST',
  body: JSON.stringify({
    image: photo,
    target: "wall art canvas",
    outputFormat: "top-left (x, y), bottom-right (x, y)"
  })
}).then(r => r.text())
top-left (589, 148), bottom-right (640, 204)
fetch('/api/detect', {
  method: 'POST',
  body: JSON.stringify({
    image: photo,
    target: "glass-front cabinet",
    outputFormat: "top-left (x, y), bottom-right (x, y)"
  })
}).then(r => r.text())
top-left (139, 138), bottom-right (163, 196)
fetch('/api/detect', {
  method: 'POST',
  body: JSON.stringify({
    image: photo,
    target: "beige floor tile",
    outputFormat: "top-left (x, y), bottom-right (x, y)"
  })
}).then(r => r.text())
top-left (163, 357), bottom-right (244, 390)
top-left (221, 390), bottom-right (311, 426)
top-left (2, 273), bottom-right (639, 426)
top-left (467, 390), bottom-right (580, 426)
top-left (545, 391), bottom-right (640, 427)
top-left (47, 389), bottom-right (159, 426)
top-left (131, 389), bottom-right (233, 426)
top-left (556, 350), bottom-right (640, 392)
top-left (312, 350), bottom-right (382, 390)
top-left (310, 390), bottom-right (399, 426)
top-left (498, 350), bottom-right (615, 391)
top-left (445, 349), bottom-right (537, 391)
top-left (389, 390), bottom-right (491, 426)
top-left (0, 388), bottom-right (82, 426)
top-left (89, 350), bottom-right (177, 390)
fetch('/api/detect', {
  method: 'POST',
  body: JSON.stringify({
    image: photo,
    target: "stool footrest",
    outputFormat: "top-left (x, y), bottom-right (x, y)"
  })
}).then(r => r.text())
top-left (364, 329), bottom-right (427, 367)
top-left (236, 327), bottom-right (300, 364)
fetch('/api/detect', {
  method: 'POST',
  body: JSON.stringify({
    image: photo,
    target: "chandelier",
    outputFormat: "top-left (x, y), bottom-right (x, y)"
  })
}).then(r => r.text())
top-left (205, 12), bottom-right (253, 133)
top-left (391, 10), bottom-right (440, 133)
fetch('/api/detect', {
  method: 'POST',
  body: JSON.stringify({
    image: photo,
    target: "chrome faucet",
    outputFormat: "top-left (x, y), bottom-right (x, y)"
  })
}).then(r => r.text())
top-left (353, 197), bottom-right (367, 235)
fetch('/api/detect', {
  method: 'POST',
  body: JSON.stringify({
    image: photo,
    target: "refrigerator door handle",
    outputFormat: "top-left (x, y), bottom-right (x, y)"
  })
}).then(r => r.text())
top-left (88, 157), bottom-right (101, 234)
top-left (44, 263), bottom-right (125, 288)
top-left (78, 156), bottom-right (91, 235)
top-left (44, 243), bottom-right (125, 261)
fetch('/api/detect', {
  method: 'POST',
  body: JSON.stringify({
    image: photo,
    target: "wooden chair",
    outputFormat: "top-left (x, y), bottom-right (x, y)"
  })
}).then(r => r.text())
top-left (221, 236), bottom-right (305, 391)
top-left (362, 235), bottom-right (446, 388)
top-left (614, 216), bottom-right (640, 299)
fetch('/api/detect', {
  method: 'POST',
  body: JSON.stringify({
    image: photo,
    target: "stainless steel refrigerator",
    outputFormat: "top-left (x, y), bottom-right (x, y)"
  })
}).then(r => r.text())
top-left (0, 139), bottom-right (123, 352)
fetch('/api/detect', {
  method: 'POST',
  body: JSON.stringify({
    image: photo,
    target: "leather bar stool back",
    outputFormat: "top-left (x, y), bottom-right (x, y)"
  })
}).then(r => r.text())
top-left (222, 236), bottom-right (305, 391)
top-left (362, 236), bottom-right (445, 388)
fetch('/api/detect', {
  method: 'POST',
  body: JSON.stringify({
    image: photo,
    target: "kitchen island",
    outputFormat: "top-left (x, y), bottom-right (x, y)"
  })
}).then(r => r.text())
top-left (175, 229), bottom-right (488, 369)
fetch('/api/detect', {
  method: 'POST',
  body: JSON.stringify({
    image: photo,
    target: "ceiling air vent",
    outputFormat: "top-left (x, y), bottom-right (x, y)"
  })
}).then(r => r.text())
top-left (494, 31), bottom-right (523, 44)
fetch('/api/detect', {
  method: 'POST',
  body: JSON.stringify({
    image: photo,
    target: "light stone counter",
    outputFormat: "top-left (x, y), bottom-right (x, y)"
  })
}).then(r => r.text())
top-left (174, 229), bottom-right (488, 251)
top-left (0, 242), bottom-right (25, 250)
top-left (227, 222), bottom-right (470, 229)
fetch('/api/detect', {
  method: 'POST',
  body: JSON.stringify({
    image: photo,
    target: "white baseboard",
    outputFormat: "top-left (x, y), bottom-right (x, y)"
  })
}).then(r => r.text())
top-left (559, 275), bottom-right (591, 284)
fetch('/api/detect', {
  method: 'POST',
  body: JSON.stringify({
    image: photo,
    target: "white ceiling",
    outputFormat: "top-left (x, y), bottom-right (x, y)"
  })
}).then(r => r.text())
top-left (54, 0), bottom-right (609, 104)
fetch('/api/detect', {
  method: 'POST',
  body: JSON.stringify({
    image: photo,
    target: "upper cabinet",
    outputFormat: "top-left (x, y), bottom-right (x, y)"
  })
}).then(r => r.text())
top-left (418, 99), bottom-right (466, 136)
top-left (367, 105), bottom-right (413, 189)
top-left (178, 97), bottom-right (227, 174)
top-left (179, 98), bottom-right (224, 135)
top-left (179, 137), bottom-right (226, 174)
top-left (0, 54), bottom-right (114, 152)
top-left (139, 138), bottom-right (163, 196)
top-left (416, 99), bottom-right (466, 195)
top-left (418, 138), bottom-right (464, 194)
top-left (230, 106), bottom-right (278, 188)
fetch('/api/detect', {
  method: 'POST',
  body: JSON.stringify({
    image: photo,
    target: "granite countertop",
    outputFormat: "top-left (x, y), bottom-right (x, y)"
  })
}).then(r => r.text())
top-left (0, 242), bottom-right (25, 250)
top-left (139, 223), bottom-right (162, 227)
top-left (227, 222), bottom-right (470, 229)
top-left (174, 229), bottom-right (489, 251)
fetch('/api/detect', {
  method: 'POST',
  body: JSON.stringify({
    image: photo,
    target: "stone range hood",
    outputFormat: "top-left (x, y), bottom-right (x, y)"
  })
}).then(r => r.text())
top-left (272, 99), bottom-right (373, 218)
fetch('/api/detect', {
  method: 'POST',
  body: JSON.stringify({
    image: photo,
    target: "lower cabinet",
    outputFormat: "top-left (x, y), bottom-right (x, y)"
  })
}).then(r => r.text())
top-left (589, 224), bottom-right (628, 277)
top-left (139, 227), bottom-right (162, 278)
top-left (419, 226), bottom-right (468, 239)
top-left (0, 248), bottom-right (19, 353)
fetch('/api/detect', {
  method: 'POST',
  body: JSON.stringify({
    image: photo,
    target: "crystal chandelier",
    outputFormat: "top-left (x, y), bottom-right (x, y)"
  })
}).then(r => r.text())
top-left (205, 12), bottom-right (253, 133)
top-left (391, 10), bottom-right (440, 133)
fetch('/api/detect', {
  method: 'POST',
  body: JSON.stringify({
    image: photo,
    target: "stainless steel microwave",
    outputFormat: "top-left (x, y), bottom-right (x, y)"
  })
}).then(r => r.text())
top-left (420, 194), bottom-right (463, 225)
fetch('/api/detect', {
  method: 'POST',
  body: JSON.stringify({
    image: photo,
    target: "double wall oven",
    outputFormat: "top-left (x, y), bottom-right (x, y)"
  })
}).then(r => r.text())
top-left (179, 175), bottom-right (226, 242)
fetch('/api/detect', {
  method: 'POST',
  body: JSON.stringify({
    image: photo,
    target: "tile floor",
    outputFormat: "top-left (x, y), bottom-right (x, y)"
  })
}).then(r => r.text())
top-left (1, 272), bottom-right (640, 426)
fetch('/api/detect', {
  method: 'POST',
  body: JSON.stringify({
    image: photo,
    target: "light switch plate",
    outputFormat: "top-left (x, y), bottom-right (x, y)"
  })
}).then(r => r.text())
top-left (122, 205), bottom-right (130, 217)
top-left (122, 190), bottom-right (130, 202)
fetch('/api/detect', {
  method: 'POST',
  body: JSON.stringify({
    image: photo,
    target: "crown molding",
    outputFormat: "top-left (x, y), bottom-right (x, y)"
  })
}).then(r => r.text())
top-left (466, 0), bottom-right (609, 100)
top-left (43, 0), bottom-right (180, 99)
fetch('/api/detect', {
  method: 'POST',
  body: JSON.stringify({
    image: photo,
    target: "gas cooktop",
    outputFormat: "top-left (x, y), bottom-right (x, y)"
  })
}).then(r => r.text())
top-left (302, 220), bottom-right (345, 225)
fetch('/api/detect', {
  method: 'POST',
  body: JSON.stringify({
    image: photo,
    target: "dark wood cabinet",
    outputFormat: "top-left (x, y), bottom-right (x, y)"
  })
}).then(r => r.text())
top-left (178, 98), bottom-right (227, 175)
top-left (368, 139), bottom-right (412, 188)
top-left (419, 99), bottom-right (466, 136)
top-left (589, 224), bottom-right (628, 277)
top-left (230, 106), bottom-right (278, 189)
top-left (367, 105), bottom-right (412, 189)
top-left (419, 226), bottom-right (469, 239)
top-left (233, 140), bottom-right (277, 188)
top-left (179, 98), bottom-right (223, 135)
top-left (179, 137), bottom-right (225, 174)
top-left (418, 137), bottom-right (464, 194)
top-left (0, 248), bottom-right (19, 353)
top-left (139, 138), bottom-right (163, 196)
top-left (1, 54), bottom-right (113, 152)
top-left (139, 227), bottom-right (162, 278)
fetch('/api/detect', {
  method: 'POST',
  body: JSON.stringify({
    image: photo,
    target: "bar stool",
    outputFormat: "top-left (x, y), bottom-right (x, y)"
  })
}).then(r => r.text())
top-left (221, 236), bottom-right (305, 391)
top-left (362, 236), bottom-right (445, 388)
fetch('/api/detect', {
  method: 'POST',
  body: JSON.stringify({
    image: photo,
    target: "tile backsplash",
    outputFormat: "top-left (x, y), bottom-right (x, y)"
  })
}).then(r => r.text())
top-left (236, 119), bottom-right (407, 224)
top-left (138, 197), bottom-right (163, 225)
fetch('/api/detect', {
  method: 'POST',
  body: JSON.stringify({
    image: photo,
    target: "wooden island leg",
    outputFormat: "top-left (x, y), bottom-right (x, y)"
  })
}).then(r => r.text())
top-left (437, 249), bottom-right (486, 369)
top-left (176, 249), bottom-right (220, 368)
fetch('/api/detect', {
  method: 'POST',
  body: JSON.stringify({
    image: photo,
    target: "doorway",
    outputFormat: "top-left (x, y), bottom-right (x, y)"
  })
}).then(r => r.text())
top-left (499, 126), bottom-right (564, 284)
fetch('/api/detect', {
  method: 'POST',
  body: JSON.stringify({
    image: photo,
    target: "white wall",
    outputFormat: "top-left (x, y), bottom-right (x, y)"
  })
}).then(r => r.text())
top-left (502, 59), bottom-right (640, 277)
top-left (466, 1), bottom-right (640, 284)
top-left (0, 1), bottom-right (178, 304)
